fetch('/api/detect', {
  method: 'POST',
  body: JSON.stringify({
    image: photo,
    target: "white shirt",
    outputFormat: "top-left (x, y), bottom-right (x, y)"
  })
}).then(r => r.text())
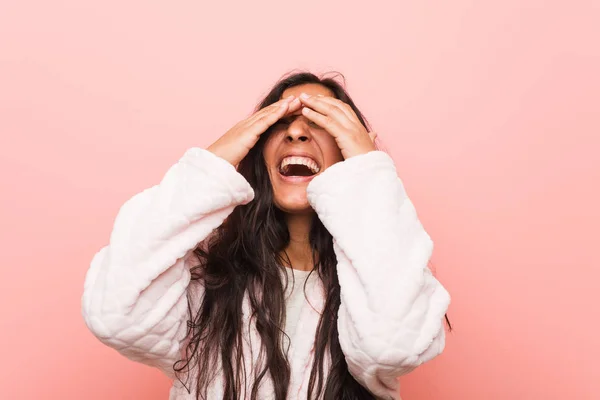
top-left (283, 267), bottom-right (318, 340)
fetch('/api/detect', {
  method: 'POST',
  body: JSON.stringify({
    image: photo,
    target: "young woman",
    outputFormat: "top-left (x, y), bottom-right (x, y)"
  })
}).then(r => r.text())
top-left (81, 72), bottom-right (451, 400)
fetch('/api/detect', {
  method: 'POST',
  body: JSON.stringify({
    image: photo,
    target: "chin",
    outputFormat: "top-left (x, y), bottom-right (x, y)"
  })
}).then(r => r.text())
top-left (275, 203), bottom-right (313, 214)
top-left (273, 188), bottom-right (314, 214)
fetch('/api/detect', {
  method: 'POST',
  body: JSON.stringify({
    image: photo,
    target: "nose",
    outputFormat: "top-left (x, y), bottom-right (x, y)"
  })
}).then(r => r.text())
top-left (285, 118), bottom-right (312, 143)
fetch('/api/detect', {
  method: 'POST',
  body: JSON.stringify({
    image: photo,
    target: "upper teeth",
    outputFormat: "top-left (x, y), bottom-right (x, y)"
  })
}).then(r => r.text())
top-left (280, 156), bottom-right (320, 174)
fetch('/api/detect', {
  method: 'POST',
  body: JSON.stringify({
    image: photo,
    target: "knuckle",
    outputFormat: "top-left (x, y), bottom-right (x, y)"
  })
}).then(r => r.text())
top-left (333, 98), bottom-right (345, 107)
top-left (255, 117), bottom-right (268, 126)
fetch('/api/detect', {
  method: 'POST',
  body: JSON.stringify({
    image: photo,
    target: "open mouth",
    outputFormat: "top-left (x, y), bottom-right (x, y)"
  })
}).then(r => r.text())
top-left (278, 156), bottom-right (320, 177)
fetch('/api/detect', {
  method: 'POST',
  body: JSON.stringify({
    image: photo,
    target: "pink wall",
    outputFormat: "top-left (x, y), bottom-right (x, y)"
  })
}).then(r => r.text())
top-left (1, 0), bottom-right (598, 399)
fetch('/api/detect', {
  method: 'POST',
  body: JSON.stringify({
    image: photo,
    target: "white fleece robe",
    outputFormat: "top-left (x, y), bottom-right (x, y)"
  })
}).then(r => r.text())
top-left (81, 148), bottom-right (451, 399)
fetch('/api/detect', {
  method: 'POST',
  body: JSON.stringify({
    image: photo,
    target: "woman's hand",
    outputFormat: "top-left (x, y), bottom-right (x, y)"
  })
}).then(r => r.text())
top-left (207, 95), bottom-right (301, 166)
top-left (298, 93), bottom-right (377, 159)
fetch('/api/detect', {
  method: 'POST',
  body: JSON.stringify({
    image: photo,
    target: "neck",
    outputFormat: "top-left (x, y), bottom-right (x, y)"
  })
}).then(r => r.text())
top-left (282, 212), bottom-right (314, 271)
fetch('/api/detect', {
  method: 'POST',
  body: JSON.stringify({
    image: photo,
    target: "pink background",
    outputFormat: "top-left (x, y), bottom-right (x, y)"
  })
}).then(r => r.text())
top-left (1, 0), bottom-right (598, 399)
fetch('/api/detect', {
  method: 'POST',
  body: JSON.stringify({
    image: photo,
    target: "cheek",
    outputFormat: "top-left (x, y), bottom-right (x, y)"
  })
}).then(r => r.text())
top-left (319, 135), bottom-right (343, 164)
top-left (262, 137), bottom-right (279, 168)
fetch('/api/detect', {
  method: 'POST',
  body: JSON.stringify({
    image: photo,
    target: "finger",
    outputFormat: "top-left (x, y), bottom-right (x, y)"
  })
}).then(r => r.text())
top-left (299, 94), bottom-right (353, 128)
top-left (285, 97), bottom-right (302, 116)
top-left (251, 105), bottom-right (291, 135)
top-left (246, 95), bottom-right (294, 125)
top-left (313, 95), bottom-right (361, 125)
top-left (246, 96), bottom-right (302, 136)
top-left (245, 99), bottom-right (293, 136)
top-left (301, 106), bottom-right (345, 138)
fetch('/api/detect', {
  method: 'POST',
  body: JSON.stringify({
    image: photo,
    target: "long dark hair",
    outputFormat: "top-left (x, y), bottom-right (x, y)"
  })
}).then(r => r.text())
top-left (173, 71), bottom-right (425, 399)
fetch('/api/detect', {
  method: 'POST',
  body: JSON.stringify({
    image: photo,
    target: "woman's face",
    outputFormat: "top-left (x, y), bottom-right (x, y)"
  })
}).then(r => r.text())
top-left (263, 83), bottom-right (344, 214)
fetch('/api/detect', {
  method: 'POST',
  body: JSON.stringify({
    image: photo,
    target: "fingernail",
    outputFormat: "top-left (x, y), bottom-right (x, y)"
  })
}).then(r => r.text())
top-left (300, 93), bottom-right (310, 99)
top-left (286, 95), bottom-right (295, 100)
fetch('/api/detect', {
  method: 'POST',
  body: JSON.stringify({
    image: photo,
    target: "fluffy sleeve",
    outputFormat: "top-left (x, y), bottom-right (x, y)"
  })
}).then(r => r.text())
top-left (81, 148), bottom-right (254, 378)
top-left (306, 151), bottom-right (451, 399)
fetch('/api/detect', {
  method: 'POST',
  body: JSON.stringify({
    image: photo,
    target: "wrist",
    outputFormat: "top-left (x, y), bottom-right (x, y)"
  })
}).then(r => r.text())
top-left (206, 144), bottom-right (237, 167)
top-left (344, 143), bottom-right (377, 159)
